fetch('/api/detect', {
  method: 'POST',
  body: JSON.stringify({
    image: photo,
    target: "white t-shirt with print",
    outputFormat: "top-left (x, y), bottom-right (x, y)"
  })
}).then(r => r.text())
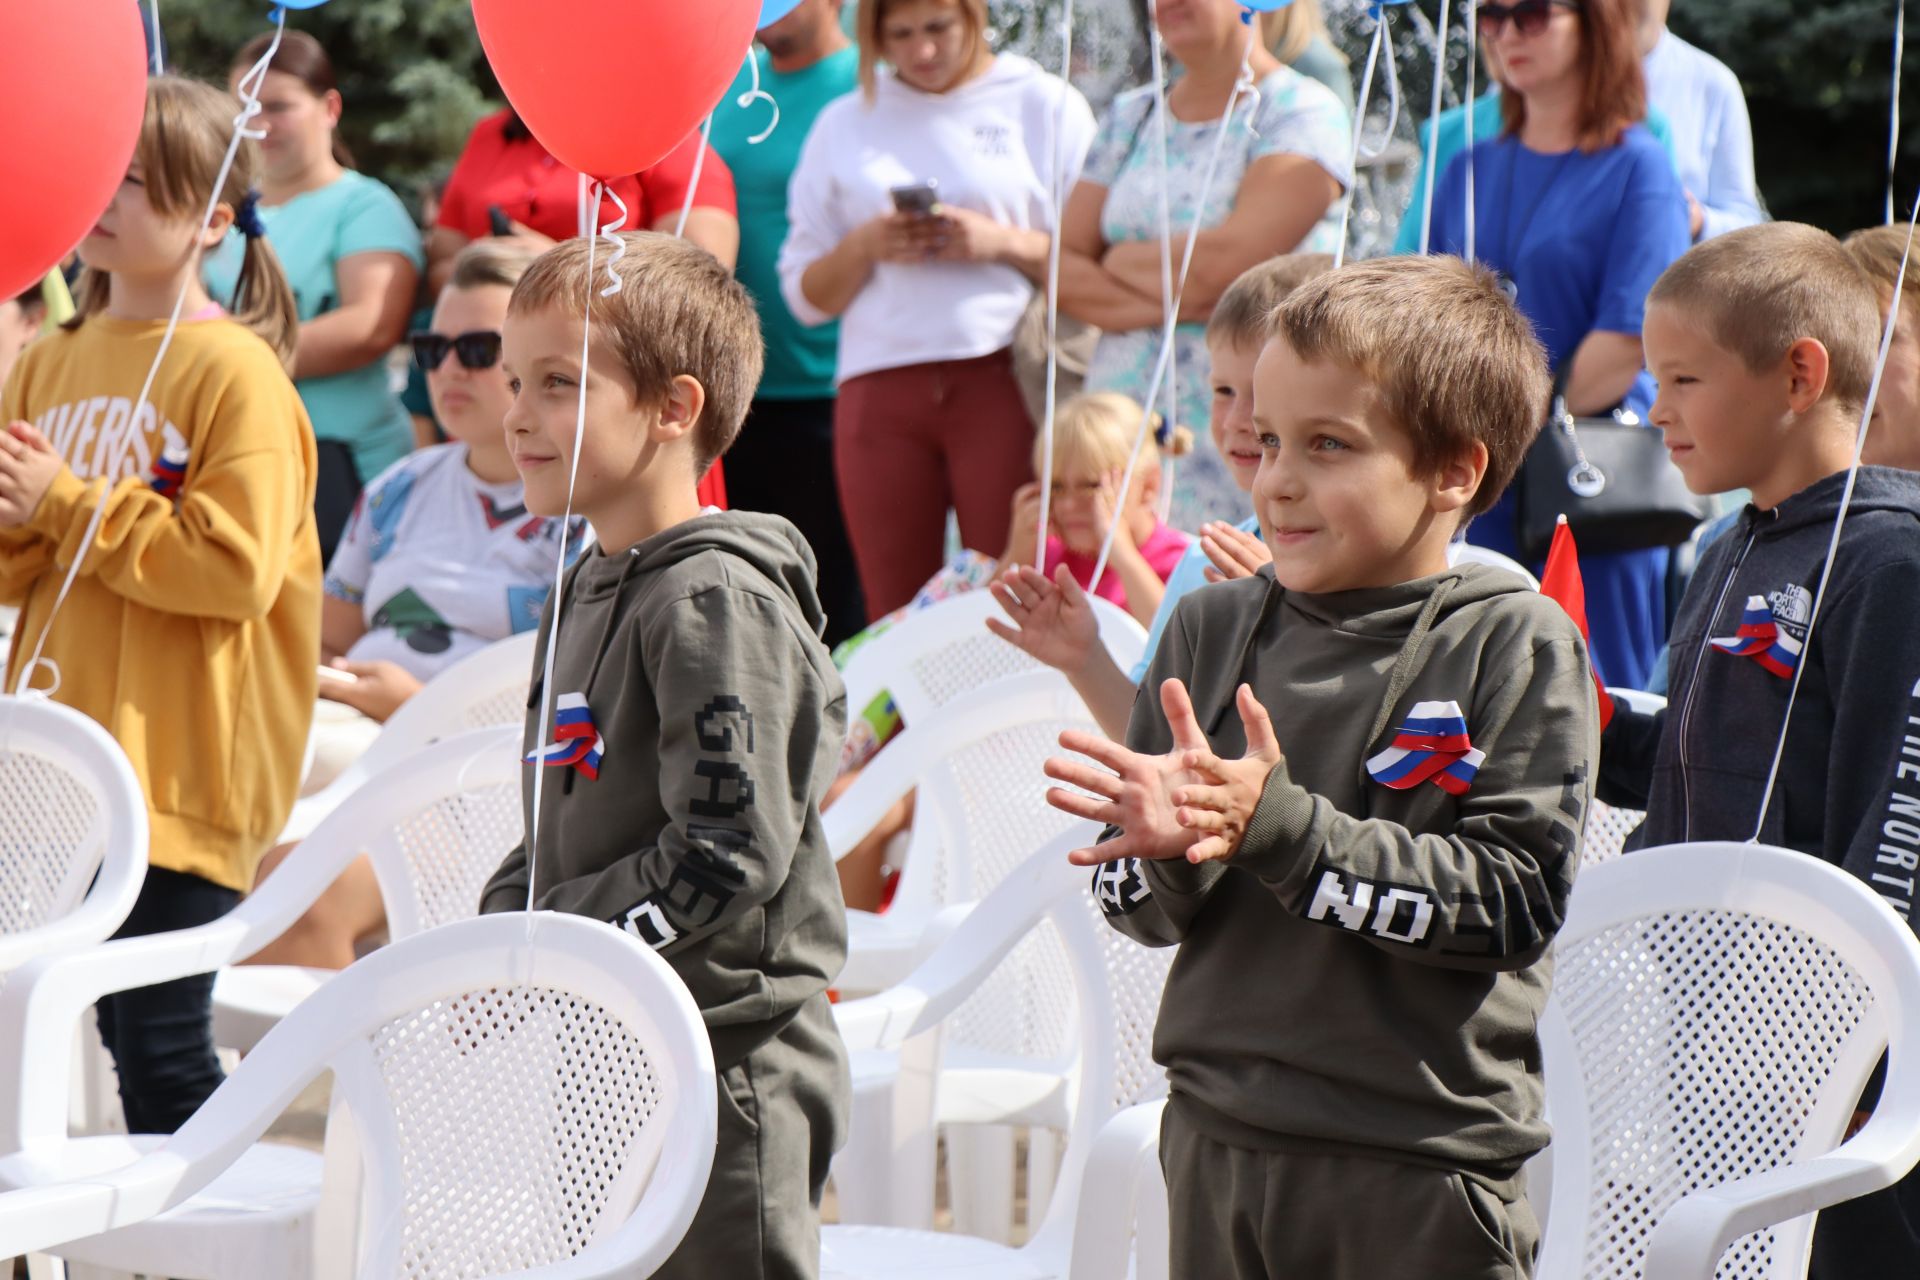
top-left (324, 443), bottom-right (586, 680)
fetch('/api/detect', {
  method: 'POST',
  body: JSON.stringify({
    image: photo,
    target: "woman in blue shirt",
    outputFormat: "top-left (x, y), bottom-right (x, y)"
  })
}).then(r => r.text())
top-left (207, 30), bottom-right (423, 563)
top-left (1427, 0), bottom-right (1689, 689)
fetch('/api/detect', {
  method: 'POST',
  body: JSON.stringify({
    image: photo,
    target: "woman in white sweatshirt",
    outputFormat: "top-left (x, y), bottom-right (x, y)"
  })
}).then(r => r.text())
top-left (778, 0), bottom-right (1094, 620)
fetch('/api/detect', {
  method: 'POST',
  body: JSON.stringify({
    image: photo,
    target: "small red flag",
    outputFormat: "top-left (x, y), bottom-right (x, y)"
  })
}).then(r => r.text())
top-left (1537, 516), bottom-right (1615, 729)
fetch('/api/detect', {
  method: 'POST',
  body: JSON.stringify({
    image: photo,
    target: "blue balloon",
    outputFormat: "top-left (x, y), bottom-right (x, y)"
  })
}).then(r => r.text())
top-left (1239, 0), bottom-right (1296, 11)
top-left (759, 0), bottom-right (803, 26)
top-left (273, 0), bottom-right (334, 9)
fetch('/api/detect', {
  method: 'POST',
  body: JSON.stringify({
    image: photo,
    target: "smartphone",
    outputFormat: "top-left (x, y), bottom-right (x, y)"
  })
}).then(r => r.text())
top-left (890, 181), bottom-right (940, 216)
top-left (487, 204), bottom-right (514, 238)
top-left (316, 664), bottom-right (359, 687)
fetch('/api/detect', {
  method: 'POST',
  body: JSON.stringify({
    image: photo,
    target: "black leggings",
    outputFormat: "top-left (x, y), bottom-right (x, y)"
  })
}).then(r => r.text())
top-left (95, 866), bottom-right (241, 1134)
top-left (313, 439), bottom-right (364, 567)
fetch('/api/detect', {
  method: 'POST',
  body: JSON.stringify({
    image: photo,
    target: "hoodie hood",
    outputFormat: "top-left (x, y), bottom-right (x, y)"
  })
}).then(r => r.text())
top-left (1747, 465), bottom-right (1920, 539)
top-left (571, 510), bottom-right (829, 640)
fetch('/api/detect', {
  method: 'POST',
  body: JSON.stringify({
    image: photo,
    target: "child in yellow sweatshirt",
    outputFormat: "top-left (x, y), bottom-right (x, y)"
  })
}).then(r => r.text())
top-left (0, 77), bottom-right (320, 1134)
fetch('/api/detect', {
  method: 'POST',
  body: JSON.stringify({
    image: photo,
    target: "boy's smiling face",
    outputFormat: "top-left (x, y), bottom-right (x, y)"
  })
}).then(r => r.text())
top-left (1207, 334), bottom-right (1263, 493)
top-left (1250, 337), bottom-right (1480, 594)
top-left (501, 303), bottom-right (703, 550)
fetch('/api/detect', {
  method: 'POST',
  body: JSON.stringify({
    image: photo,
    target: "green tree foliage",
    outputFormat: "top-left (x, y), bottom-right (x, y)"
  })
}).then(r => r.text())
top-left (154, 0), bottom-right (500, 210)
top-left (1667, 0), bottom-right (1919, 234)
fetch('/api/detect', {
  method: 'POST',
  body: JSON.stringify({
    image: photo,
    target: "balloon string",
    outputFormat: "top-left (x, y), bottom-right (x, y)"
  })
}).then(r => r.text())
top-left (1334, 12), bottom-right (1388, 270)
top-left (1891, 0), bottom-right (1907, 225)
top-left (739, 52), bottom-right (781, 145)
top-left (1417, 0), bottom-right (1454, 254)
top-left (14, 7), bottom-right (285, 700)
top-left (598, 186), bottom-right (629, 296)
top-left (1749, 191), bottom-right (1920, 843)
top-left (1464, 0), bottom-right (1479, 264)
top-left (149, 0), bottom-right (164, 76)
top-left (673, 114), bottom-right (716, 242)
top-left (525, 180), bottom-right (617, 930)
top-left (1034, 0), bottom-right (1075, 572)
top-left (1089, 16), bottom-right (1252, 590)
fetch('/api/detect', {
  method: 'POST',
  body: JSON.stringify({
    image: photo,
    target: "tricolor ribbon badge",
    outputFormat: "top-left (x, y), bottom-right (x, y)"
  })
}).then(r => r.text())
top-left (1367, 700), bottom-right (1486, 797)
top-left (1709, 595), bottom-right (1803, 679)
top-left (524, 692), bottom-right (604, 780)
top-left (148, 443), bottom-right (189, 500)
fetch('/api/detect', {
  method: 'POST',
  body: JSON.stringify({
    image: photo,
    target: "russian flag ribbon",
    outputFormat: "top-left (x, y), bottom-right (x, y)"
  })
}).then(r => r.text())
top-left (1367, 700), bottom-right (1484, 795)
top-left (149, 446), bottom-right (188, 500)
top-left (524, 692), bottom-right (604, 780)
top-left (1710, 595), bottom-right (1803, 679)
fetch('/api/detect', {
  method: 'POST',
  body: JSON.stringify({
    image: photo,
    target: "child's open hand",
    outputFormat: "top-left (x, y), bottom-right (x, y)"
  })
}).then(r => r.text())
top-left (0, 421), bottom-right (62, 527)
top-left (1001, 480), bottom-right (1045, 570)
top-left (1170, 684), bottom-right (1283, 863)
top-left (988, 564), bottom-right (1099, 677)
top-left (1200, 521), bottom-right (1272, 583)
top-left (1092, 467), bottom-right (1135, 553)
top-left (1045, 678), bottom-right (1212, 866)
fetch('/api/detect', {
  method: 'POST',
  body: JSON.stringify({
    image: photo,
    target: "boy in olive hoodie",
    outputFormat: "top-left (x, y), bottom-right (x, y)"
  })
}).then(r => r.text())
top-left (477, 233), bottom-right (848, 1280)
top-left (1047, 256), bottom-right (1597, 1279)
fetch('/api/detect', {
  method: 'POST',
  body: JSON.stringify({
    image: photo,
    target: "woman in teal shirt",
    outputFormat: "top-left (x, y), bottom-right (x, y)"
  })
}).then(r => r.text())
top-left (206, 30), bottom-right (422, 562)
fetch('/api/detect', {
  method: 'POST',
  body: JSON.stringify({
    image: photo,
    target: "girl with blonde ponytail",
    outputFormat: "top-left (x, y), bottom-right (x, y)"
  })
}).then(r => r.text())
top-left (0, 74), bottom-right (320, 1135)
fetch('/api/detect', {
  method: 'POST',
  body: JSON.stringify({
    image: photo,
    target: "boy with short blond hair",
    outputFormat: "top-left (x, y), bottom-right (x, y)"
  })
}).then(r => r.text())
top-left (1048, 255), bottom-right (1596, 1278)
top-left (478, 231), bottom-right (849, 1280)
top-left (990, 253), bottom-right (1334, 739)
top-left (1604, 221), bottom-right (1920, 1278)
top-left (1844, 224), bottom-right (1920, 472)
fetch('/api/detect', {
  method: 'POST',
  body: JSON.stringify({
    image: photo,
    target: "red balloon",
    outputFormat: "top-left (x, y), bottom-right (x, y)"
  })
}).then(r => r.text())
top-left (472, 0), bottom-right (759, 182)
top-left (0, 0), bottom-right (146, 301)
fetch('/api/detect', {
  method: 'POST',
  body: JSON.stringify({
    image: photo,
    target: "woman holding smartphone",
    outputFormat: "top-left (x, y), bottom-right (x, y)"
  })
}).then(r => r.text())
top-left (779, 0), bottom-right (1095, 620)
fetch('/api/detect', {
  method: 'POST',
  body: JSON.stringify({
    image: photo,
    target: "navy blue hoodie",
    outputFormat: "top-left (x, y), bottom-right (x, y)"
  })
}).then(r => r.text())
top-left (1600, 466), bottom-right (1920, 929)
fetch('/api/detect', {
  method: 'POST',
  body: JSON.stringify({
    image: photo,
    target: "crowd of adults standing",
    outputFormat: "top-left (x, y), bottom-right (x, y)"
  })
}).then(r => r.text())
top-left (204, 0), bottom-right (1765, 680)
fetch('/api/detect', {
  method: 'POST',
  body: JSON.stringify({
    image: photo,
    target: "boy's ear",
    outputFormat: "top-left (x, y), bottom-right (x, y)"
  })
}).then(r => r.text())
top-left (650, 374), bottom-right (707, 448)
top-left (1429, 440), bottom-right (1489, 516)
top-left (1782, 337), bottom-right (1833, 414)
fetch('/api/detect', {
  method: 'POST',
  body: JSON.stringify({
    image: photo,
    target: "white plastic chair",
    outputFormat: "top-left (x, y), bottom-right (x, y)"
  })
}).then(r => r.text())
top-left (1536, 842), bottom-right (1920, 1278)
top-left (1449, 540), bottom-right (1541, 589)
top-left (0, 696), bottom-right (147, 975)
top-left (0, 728), bottom-right (522, 1278)
top-left (212, 724), bottom-right (524, 1054)
top-left (839, 590), bottom-right (1147, 732)
top-left (1583, 688), bottom-right (1667, 868)
top-left (282, 629), bottom-right (533, 843)
top-left (825, 670), bottom-right (1101, 995)
top-left (0, 911), bottom-right (717, 1279)
top-left (824, 846), bottom-right (1172, 1279)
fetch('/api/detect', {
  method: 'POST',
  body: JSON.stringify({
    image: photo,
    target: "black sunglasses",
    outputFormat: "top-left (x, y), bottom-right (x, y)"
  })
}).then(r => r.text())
top-left (1475, 0), bottom-right (1578, 37)
top-left (410, 329), bottom-right (503, 372)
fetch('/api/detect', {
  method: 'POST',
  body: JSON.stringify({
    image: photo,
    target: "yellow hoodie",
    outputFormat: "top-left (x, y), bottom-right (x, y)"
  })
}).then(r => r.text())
top-left (1, 314), bottom-right (321, 891)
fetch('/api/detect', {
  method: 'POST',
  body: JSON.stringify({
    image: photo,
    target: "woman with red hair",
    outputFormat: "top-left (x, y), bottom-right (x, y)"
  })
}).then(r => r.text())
top-left (1426, 0), bottom-right (1690, 692)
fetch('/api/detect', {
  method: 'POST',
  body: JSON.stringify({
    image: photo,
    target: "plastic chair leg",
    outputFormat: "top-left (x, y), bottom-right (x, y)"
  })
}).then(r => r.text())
top-left (947, 1124), bottom-right (1017, 1245)
top-left (1026, 1126), bottom-right (1062, 1228)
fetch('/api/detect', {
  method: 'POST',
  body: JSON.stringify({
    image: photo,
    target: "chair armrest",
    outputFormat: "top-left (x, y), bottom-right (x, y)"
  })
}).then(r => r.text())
top-left (0, 1145), bottom-right (198, 1258)
top-left (831, 850), bottom-right (1085, 1051)
top-left (1643, 1115), bottom-right (1920, 1280)
top-left (1068, 1100), bottom-right (1168, 1280)
top-left (0, 885), bottom-right (139, 972)
top-left (823, 742), bottom-right (925, 861)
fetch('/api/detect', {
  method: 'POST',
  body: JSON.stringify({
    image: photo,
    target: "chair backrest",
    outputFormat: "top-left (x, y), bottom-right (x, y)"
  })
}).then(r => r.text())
top-left (0, 696), bottom-right (147, 972)
top-left (0, 912), bottom-right (716, 1278)
top-left (1448, 541), bottom-right (1540, 590)
top-left (836, 671), bottom-right (1101, 924)
top-left (839, 590), bottom-right (1147, 730)
top-left (347, 727), bottom-right (525, 939)
top-left (1538, 842), bottom-right (1920, 1279)
top-left (363, 630), bottom-right (537, 774)
top-left (1582, 688), bottom-right (1666, 868)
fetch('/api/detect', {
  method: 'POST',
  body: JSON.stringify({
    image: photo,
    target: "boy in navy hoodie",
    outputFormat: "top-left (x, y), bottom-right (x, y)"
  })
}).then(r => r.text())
top-left (478, 232), bottom-right (848, 1280)
top-left (1602, 221), bottom-right (1920, 1278)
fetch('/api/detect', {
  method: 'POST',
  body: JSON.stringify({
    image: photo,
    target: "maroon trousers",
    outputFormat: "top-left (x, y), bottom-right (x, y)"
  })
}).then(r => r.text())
top-left (833, 348), bottom-right (1035, 620)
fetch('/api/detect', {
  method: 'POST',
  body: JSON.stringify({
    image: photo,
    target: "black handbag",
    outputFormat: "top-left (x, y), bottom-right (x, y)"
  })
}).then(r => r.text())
top-left (1513, 368), bottom-right (1712, 562)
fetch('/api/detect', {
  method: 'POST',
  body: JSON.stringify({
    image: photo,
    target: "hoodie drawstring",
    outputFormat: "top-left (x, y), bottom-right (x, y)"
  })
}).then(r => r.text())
top-left (1360, 573), bottom-right (1462, 754)
top-left (1208, 576), bottom-right (1283, 736)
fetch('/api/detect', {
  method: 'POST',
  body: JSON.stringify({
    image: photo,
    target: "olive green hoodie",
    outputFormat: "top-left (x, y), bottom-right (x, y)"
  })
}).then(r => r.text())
top-left (1100, 563), bottom-right (1596, 1189)
top-left (479, 511), bottom-right (849, 1073)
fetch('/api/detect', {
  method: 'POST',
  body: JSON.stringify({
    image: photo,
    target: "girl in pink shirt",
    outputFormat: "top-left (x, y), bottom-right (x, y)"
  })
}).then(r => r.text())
top-left (1003, 391), bottom-right (1191, 625)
